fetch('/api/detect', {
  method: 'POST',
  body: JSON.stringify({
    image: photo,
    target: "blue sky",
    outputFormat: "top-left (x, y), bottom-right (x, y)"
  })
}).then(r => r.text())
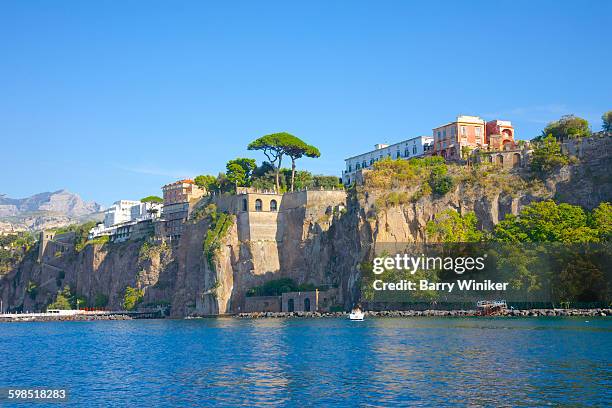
top-left (1, 0), bottom-right (610, 205)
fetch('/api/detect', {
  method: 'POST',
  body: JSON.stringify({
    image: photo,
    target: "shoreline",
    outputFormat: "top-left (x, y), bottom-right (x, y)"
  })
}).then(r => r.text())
top-left (234, 308), bottom-right (612, 319)
top-left (0, 314), bottom-right (133, 323)
top-left (2, 308), bottom-right (611, 322)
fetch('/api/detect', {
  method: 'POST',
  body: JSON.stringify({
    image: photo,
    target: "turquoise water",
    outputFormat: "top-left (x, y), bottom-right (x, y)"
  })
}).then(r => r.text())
top-left (0, 318), bottom-right (610, 407)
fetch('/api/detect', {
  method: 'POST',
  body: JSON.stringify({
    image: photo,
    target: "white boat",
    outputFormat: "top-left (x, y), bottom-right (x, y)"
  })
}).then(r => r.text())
top-left (349, 308), bottom-right (365, 321)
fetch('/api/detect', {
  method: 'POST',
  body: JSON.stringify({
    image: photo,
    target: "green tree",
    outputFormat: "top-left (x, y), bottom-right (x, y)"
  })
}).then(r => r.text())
top-left (530, 134), bottom-right (569, 174)
top-left (426, 210), bottom-right (482, 243)
top-left (493, 200), bottom-right (599, 243)
top-left (283, 137), bottom-right (321, 191)
top-left (590, 202), bottom-right (612, 240)
top-left (248, 133), bottom-right (320, 192)
top-left (122, 286), bottom-right (144, 311)
top-left (226, 163), bottom-right (247, 192)
top-left (140, 196), bottom-right (163, 203)
top-left (602, 111), bottom-right (612, 132)
top-left (225, 158), bottom-right (257, 191)
top-left (248, 133), bottom-right (289, 192)
top-left (48, 285), bottom-right (72, 310)
top-left (194, 174), bottom-right (218, 192)
top-left (541, 114), bottom-right (591, 140)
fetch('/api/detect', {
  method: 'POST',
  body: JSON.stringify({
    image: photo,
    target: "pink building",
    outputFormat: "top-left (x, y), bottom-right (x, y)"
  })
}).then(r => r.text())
top-left (432, 115), bottom-right (486, 159)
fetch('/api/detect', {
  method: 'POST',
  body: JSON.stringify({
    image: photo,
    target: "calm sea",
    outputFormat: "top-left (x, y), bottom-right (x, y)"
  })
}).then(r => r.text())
top-left (0, 318), bottom-right (610, 407)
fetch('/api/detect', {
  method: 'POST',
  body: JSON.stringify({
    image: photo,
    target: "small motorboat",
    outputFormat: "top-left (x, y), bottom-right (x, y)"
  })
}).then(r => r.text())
top-left (349, 306), bottom-right (365, 321)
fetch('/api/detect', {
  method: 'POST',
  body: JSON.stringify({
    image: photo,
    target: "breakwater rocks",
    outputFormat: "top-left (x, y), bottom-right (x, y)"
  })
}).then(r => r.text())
top-left (235, 309), bottom-right (612, 319)
top-left (0, 314), bottom-right (133, 323)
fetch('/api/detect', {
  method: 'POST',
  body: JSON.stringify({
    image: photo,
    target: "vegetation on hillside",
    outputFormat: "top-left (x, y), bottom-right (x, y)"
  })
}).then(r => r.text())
top-left (493, 200), bottom-right (609, 243)
top-left (122, 286), bottom-right (144, 311)
top-left (530, 134), bottom-right (570, 174)
top-left (246, 278), bottom-right (322, 297)
top-left (426, 210), bottom-right (483, 243)
top-left (0, 232), bottom-right (36, 274)
top-left (47, 285), bottom-right (87, 310)
top-left (201, 204), bottom-right (234, 270)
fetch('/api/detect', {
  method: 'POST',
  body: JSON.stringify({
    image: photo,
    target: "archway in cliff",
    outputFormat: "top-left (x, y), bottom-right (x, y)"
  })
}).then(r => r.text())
top-left (512, 153), bottom-right (521, 168)
top-left (304, 298), bottom-right (311, 312)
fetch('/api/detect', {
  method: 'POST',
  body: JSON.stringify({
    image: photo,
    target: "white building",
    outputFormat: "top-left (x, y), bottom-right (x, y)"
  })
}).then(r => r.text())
top-left (342, 135), bottom-right (434, 184)
top-left (90, 200), bottom-right (162, 240)
top-left (104, 200), bottom-right (141, 228)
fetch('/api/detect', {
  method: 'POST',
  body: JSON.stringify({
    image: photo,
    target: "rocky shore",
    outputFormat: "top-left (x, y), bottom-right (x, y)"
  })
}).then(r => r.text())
top-left (235, 309), bottom-right (612, 319)
top-left (0, 314), bottom-right (133, 323)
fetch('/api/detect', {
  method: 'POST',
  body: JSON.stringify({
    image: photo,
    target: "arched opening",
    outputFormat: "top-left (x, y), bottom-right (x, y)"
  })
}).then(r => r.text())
top-left (255, 199), bottom-right (262, 212)
top-left (512, 153), bottom-right (521, 168)
top-left (502, 129), bottom-right (513, 138)
top-left (242, 199), bottom-right (248, 212)
top-left (287, 298), bottom-right (294, 312)
top-left (496, 154), bottom-right (504, 166)
top-left (304, 298), bottom-right (311, 312)
top-left (488, 155), bottom-right (493, 163)
top-left (270, 199), bottom-right (277, 211)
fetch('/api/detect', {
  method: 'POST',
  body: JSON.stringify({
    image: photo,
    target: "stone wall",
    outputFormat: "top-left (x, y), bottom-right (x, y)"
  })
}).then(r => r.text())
top-left (244, 296), bottom-right (282, 312)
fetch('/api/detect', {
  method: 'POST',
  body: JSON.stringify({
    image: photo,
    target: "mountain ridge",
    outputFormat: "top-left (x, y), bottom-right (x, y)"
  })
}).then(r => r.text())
top-left (0, 190), bottom-right (103, 232)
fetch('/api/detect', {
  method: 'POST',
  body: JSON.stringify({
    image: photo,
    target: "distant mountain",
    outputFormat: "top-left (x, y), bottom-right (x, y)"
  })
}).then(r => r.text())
top-left (0, 190), bottom-right (103, 232)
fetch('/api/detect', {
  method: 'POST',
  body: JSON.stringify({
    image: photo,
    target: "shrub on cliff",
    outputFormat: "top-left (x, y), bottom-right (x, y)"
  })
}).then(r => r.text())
top-left (364, 156), bottom-right (448, 190)
top-left (530, 134), bottom-right (570, 174)
top-left (122, 286), bottom-right (144, 311)
top-left (429, 165), bottom-right (454, 195)
top-left (426, 210), bottom-right (482, 243)
top-left (203, 207), bottom-right (234, 270)
top-left (47, 285), bottom-right (72, 310)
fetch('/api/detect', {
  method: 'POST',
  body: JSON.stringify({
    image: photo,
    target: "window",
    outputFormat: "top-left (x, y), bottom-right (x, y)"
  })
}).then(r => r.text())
top-left (287, 299), bottom-right (294, 312)
top-left (362, 160), bottom-right (367, 168)
top-left (370, 159), bottom-right (374, 165)
top-left (304, 298), bottom-right (311, 312)
top-left (413, 146), bottom-right (417, 154)
top-left (255, 199), bottom-right (262, 212)
top-left (356, 163), bottom-right (361, 170)
top-left (242, 199), bottom-right (247, 212)
top-left (437, 131), bottom-right (441, 139)
top-left (443, 130), bottom-right (446, 138)
top-left (475, 127), bottom-right (482, 138)
top-left (461, 126), bottom-right (467, 137)
top-left (270, 200), bottom-right (277, 211)
top-left (404, 148), bottom-right (409, 157)
top-left (396, 151), bottom-right (401, 158)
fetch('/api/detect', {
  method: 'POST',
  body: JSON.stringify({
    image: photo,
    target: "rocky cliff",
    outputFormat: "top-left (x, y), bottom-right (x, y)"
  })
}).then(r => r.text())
top-left (2, 136), bottom-right (610, 316)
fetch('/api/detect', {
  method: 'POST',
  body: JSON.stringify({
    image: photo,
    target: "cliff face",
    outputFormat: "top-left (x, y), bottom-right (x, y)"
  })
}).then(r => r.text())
top-left (2, 138), bottom-right (610, 316)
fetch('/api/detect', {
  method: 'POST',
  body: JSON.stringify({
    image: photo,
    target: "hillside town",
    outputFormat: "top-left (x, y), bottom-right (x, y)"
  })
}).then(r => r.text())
top-left (3, 111), bottom-right (611, 317)
top-left (82, 113), bottom-right (604, 247)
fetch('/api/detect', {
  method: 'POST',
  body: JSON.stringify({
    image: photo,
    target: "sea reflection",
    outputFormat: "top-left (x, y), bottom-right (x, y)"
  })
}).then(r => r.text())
top-left (0, 318), bottom-right (610, 407)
